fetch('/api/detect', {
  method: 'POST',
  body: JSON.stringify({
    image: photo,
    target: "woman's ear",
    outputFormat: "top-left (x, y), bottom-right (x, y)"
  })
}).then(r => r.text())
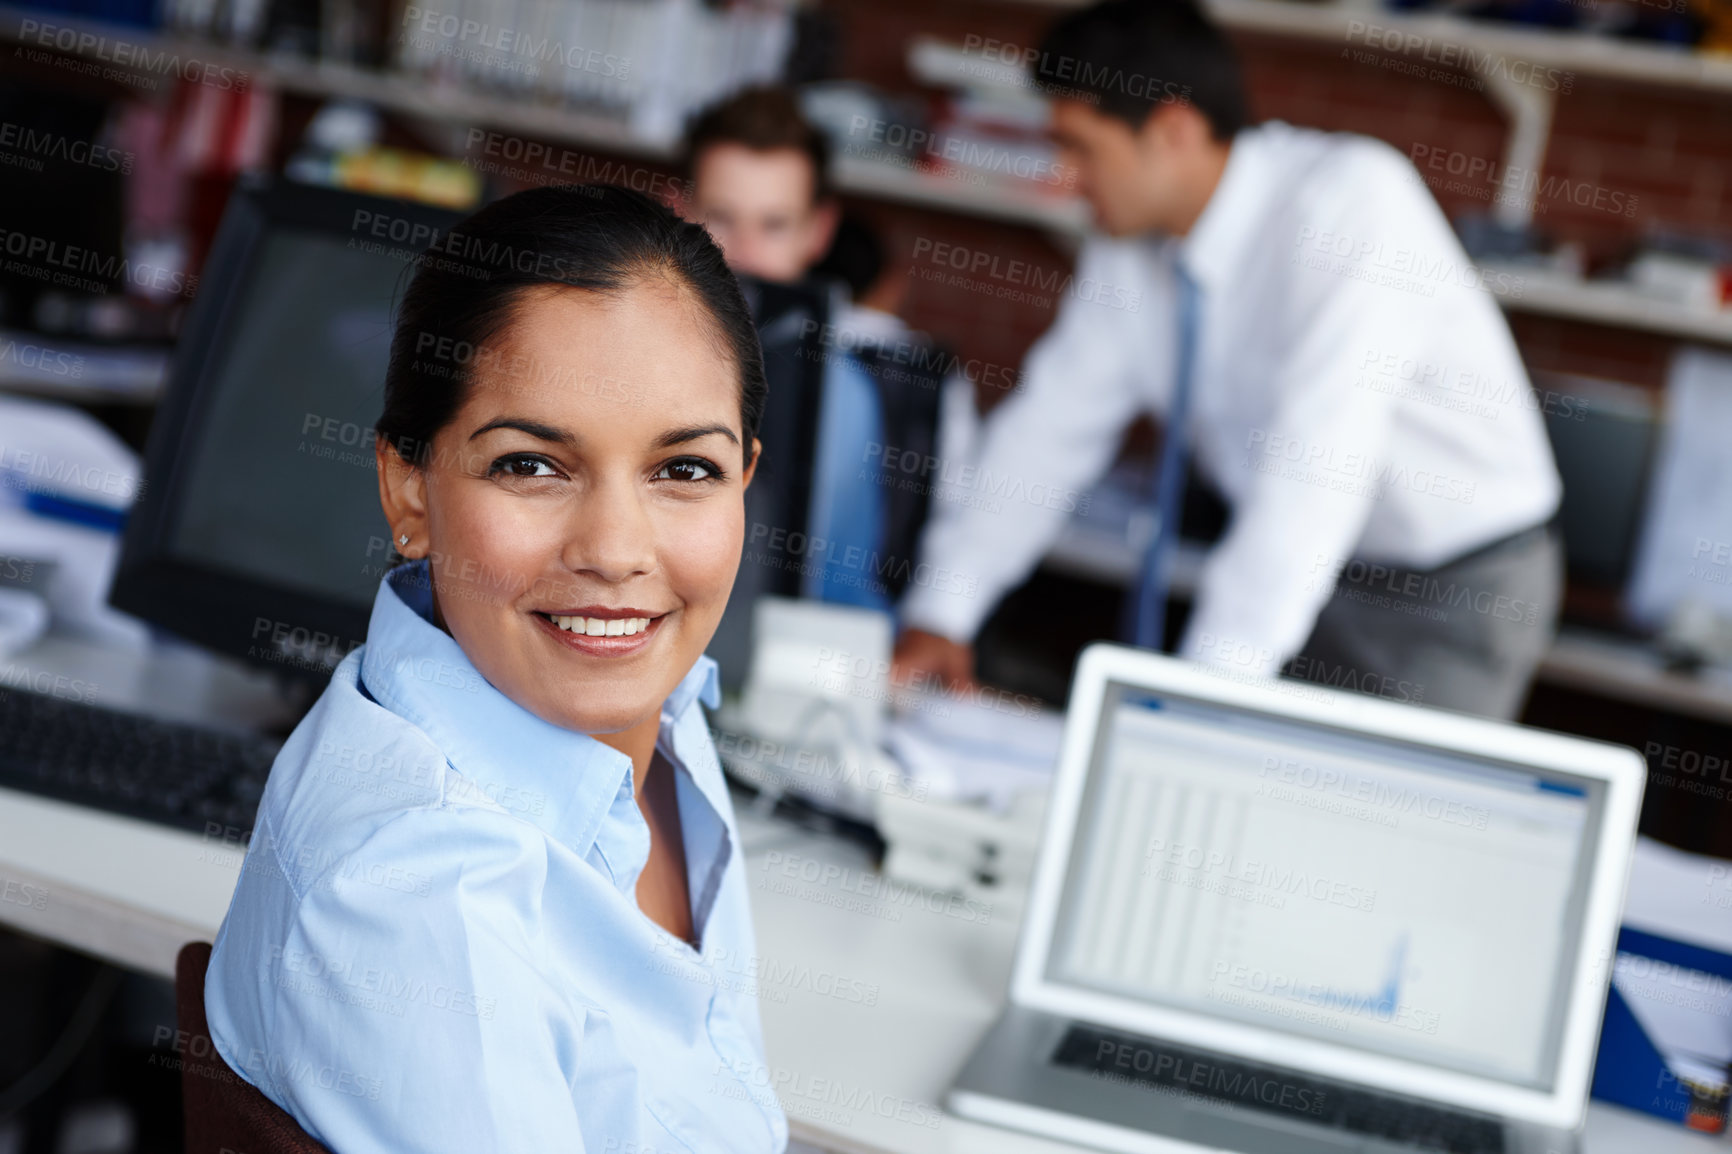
top-left (375, 437), bottom-right (430, 557)
top-left (741, 437), bottom-right (761, 491)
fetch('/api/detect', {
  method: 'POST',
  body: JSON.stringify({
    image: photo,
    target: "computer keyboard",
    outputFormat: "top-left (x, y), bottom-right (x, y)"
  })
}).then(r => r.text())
top-left (0, 685), bottom-right (282, 837)
top-left (1051, 1024), bottom-right (1506, 1154)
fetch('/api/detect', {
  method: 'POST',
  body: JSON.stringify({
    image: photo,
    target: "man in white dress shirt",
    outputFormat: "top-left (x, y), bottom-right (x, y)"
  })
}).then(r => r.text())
top-left (894, 0), bottom-right (1563, 719)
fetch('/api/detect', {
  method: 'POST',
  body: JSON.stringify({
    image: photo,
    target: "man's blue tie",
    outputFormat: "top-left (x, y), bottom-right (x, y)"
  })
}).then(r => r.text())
top-left (1123, 261), bottom-right (1200, 651)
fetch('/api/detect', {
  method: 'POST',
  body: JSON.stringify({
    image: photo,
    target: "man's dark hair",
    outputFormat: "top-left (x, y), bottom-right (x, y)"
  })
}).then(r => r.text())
top-left (376, 184), bottom-right (767, 469)
top-left (812, 215), bottom-right (884, 301)
top-left (1035, 0), bottom-right (1248, 141)
top-left (682, 85), bottom-right (833, 202)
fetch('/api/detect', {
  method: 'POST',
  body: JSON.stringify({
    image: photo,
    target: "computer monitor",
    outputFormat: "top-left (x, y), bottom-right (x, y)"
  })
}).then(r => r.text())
top-left (111, 177), bottom-right (461, 679)
top-left (707, 274), bottom-right (828, 694)
top-left (1536, 372), bottom-right (1659, 598)
top-left (1049, 685), bottom-right (1604, 1091)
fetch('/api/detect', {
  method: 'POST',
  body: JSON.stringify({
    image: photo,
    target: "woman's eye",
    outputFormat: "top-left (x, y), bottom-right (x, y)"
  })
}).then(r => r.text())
top-left (656, 457), bottom-right (720, 484)
top-left (491, 454), bottom-right (559, 479)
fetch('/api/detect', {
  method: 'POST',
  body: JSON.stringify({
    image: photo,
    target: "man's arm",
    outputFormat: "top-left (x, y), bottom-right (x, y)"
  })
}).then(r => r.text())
top-left (897, 242), bottom-right (1163, 665)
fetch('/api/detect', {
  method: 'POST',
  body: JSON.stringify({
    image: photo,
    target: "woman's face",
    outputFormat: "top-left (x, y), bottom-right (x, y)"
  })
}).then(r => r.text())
top-left (377, 276), bottom-right (757, 735)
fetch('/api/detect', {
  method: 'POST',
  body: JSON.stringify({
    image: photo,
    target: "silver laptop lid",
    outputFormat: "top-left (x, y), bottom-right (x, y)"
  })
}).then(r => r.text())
top-left (1011, 645), bottom-right (1644, 1131)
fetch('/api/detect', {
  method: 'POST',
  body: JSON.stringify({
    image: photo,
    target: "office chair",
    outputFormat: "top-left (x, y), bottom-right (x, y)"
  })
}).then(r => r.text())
top-left (173, 942), bottom-right (332, 1154)
top-left (706, 274), bottom-right (830, 694)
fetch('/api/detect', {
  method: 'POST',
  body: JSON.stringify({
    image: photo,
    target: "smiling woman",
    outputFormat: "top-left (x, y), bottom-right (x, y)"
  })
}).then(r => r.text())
top-left (202, 186), bottom-right (791, 1153)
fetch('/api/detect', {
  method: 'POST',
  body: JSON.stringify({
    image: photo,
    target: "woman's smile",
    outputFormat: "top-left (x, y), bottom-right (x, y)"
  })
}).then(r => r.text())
top-left (531, 607), bottom-right (669, 658)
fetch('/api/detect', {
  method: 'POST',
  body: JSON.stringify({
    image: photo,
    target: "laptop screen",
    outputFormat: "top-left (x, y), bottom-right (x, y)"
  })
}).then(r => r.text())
top-left (1046, 682), bottom-right (1604, 1092)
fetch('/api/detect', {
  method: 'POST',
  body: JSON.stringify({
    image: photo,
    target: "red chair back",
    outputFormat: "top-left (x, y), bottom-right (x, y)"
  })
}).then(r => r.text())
top-left (173, 941), bottom-right (333, 1154)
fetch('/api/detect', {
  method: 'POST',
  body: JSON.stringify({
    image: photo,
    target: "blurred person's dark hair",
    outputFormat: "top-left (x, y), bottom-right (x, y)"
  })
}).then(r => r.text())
top-left (1035, 0), bottom-right (1249, 141)
top-left (812, 215), bottom-right (884, 301)
top-left (682, 85), bottom-right (834, 202)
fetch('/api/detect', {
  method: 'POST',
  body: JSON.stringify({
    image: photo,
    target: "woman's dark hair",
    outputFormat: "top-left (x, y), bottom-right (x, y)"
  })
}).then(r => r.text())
top-left (376, 183), bottom-right (767, 468)
top-left (1036, 0), bottom-right (1248, 142)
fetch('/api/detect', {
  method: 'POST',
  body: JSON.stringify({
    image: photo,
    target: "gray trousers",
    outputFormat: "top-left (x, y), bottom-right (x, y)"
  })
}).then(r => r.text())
top-left (1284, 524), bottom-right (1563, 721)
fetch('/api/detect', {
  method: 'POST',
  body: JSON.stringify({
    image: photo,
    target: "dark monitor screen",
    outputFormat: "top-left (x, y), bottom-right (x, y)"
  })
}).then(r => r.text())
top-left (112, 179), bottom-right (459, 677)
top-left (1537, 374), bottom-right (1658, 598)
top-left (169, 229), bottom-right (400, 608)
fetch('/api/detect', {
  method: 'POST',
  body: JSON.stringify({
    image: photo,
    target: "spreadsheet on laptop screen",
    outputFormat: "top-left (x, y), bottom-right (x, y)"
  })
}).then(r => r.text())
top-left (1047, 684), bottom-right (1603, 1091)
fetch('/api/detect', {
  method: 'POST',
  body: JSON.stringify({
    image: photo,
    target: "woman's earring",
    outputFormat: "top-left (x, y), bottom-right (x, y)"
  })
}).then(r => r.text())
top-left (398, 534), bottom-right (410, 547)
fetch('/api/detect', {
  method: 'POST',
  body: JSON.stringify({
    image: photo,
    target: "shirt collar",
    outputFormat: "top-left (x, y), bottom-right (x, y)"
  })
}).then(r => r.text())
top-left (833, 301), bottom-right (912, 346)
top-left (664, 646), bottom-right (722, 722)
top-left (358, 559), bottom-right (720, 857)
top-left (1178, 122), bottom-right (1274, 291)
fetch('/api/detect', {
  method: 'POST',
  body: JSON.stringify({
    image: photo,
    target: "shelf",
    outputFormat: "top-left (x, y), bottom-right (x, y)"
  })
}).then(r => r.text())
top-left (908, 36), bottom-right (1035, 93)
top-left (1209, 0), bottom-right (1732, 95)
top-left (268, 61), bottom-right (666, 160)
top-left (1485, 266), bottom-right (1732, 346)
top-left (0, 5), bottom-right (1091, 229)
top-left (4, 6), bottom-right (668, 158)
top-left (833, 153), bottom-right (1088, 231)
top-left (0, 331), bottom-right (168, 404)
top-left (928, 0), bottom-right (1732, 94)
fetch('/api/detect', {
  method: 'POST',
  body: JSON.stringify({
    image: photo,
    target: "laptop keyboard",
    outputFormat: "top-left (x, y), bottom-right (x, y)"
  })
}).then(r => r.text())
top-left (1050, 1025), bottom-right (1505, 1154)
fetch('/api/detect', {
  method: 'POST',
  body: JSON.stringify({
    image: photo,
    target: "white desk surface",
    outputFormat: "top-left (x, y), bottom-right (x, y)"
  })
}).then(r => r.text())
top-left (0, 632), bottom-right (302, 732)
top-left (1539, 628), bottom-right (1732, 727)
top-left (0, 785), bottom-right (1716, 1154)
top-left (1042, 521), bottom-right (1732, 725)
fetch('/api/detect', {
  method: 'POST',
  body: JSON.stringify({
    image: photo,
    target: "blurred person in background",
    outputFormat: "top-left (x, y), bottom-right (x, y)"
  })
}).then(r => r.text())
top-left (893, 0), bottom-right (1564, 721)
top-left (683, 86), bottom-right (840, 288)
top-left (683, 87), bottom-right (977, 613)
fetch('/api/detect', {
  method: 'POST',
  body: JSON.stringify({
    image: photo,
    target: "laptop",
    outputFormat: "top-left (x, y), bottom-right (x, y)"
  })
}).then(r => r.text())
top-left (949, 643), bottom-right (1645, 1154)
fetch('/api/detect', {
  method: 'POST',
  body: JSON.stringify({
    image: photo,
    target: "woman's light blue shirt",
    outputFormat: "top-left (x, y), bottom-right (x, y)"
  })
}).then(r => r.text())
top-left (205, 559), bottom-right (790, 1153)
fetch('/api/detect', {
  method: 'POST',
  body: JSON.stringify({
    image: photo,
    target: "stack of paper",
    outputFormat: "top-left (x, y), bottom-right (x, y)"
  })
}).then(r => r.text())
top-left (884, 688), bottom-right (1064, 812)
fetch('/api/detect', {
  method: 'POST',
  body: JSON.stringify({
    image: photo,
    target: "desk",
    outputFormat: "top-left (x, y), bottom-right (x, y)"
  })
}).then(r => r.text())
top-left (1041, 509), bottom-right (1732, 726)
top-left (0, 786), bottom-right (1713, 1154)
top-left (0, 632), bottom-right (299, 733)
top-left (1538, 627), bottom-right (1732, 727)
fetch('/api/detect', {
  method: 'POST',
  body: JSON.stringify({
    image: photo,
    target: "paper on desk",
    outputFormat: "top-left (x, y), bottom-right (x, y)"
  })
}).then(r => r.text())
top-left (884, 690), bottom-right (1064, 812)
top-left (1613, 952), bottom-right (1732, 1090)
top-left (1614, 836), bottom-right (1732, 1091)
top-left (1624, 836), bottom-right (1732, 953)
top-left (0, 397), bottom-right (149, 648)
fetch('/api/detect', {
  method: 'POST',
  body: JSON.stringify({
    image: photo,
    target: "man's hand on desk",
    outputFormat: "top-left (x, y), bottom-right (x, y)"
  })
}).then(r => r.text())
top-left (892, 628), bottom-right (977, 693)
